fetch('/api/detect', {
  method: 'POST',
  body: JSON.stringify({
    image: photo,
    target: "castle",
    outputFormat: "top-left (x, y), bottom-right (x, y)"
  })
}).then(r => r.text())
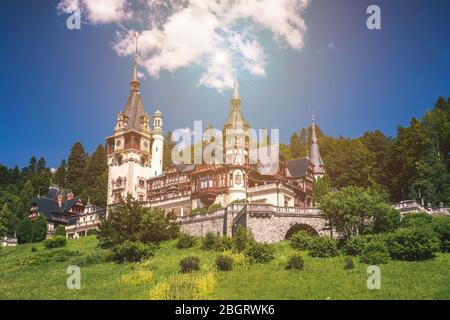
top-left (105, 43), bottom-right (326, 219)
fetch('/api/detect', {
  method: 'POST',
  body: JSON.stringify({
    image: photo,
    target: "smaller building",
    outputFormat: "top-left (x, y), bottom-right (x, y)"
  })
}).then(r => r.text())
top-left (29, 186), bottom-right (105, 237)
top-left (66, 203), bottom-right (105, 239)
top-left (394, 199), bottom-right (449, 217)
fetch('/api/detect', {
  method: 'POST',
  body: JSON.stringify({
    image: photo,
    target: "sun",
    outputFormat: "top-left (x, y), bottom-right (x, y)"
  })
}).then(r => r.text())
top-left (213, 50), bottom-right (230, 66)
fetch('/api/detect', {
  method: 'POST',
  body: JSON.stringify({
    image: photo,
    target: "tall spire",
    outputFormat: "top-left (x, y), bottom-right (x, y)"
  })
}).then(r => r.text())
top-left (232, 70), bottom-right (241, 102)
top-left (131, 32), bottom-right (140, 92)
top-left (310, 112), bottom-right (325, 179)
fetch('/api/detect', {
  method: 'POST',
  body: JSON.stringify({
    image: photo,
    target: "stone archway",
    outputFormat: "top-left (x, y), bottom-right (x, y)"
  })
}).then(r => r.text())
top-left (285, 223), bottom-right (319, 240)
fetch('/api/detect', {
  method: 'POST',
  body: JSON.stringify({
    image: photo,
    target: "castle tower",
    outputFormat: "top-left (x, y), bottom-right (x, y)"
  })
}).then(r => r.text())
top-left (310, 113), bottom-right (326, 180)
top-left (150, 109), bottom-right (164, 177)
top-left (106, 32), bottom-right (152, 205)
top-left (223, 72), bottom-right (250, 203)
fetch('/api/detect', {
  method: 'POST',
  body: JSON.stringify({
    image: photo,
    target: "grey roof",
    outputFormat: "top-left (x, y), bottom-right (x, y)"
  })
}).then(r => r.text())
top-left (224, 107), bottom-right (250, 129)
top-left (310, 121), bottom-right (325, 170)
top-left (285, 158), bottom-right (310, 179)
top-left (123, 92), bottom-right (146, 130)
top-left (33, 196), bottom-right (81, 221)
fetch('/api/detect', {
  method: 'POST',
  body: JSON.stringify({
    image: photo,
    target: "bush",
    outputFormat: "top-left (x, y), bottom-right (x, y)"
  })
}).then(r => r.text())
top-left (208, 204), bottom-right (223, 213)
top-left (180, 256), bottom-right (201, 273)
top-left (360, 241), bottom-right (390, 265)
top-left (387, 227), bottom-right (440, 261)
top-left (215, 255), bottom-right (233, 271)
top-left (214, 236), bottom-right (234, 252)
top-left (431, 216), bottom-right (450, 252)
top-left (111, 241), bottom-right (155, 263)
top-left (54, 225), bottom-right (66, 237)
top-left (202, 232), bottom-right (217, 250)
top-left (32, 216), bottom-right (48, 243)
top-left (343, 235), bottom-right (370, 256)
top-left (31, 246), bottom-right (38, 252)
top-left (245, 243), bottom-right (275, 264)
top-left (290, 231), bottom-right (314, 251)
top-left (86, 229), bottom-right (98, 237)
top-left (343, 256), bottom-right (355, 270)
top-left (190, 208), bottom-right (208, 216)
top-left (308, 237), bottom-right (339, 258)
top-left (401, 213), bottom-right (432, 229)
top-left (176, 233), bottom-right (196, 249)
top-left (286, 254), bottom-right (304, 270)
top-left (72, 251), bottom-right (109, 267)
top-left (234, 225), bottom-right (254, 252)
top-left (43, 236), bottom-right (67, 249)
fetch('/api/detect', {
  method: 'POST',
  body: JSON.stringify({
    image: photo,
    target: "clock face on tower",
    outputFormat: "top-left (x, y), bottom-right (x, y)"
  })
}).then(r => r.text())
top-left (143, 140), bottom-right (149, 150)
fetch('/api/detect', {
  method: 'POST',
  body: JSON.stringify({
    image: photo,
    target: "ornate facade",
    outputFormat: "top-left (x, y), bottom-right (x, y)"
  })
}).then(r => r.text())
top-left (106, 39), bottom-right (326, 217)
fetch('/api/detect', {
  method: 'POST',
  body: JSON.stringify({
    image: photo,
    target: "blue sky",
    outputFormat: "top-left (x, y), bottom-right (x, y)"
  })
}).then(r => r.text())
top-left (0, 0), bottom-right (449, 168)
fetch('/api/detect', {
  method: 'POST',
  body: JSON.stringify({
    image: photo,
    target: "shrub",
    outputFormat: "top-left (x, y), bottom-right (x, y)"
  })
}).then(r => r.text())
top-left (214, 236), bottom-right (234, 252)
top-left (215, 255), bottom-right (233, 271)
top-left (180, 256), bottom-right (201, 273)
top-left (176, 233), bottom-right (196, 249)
top-left (190, 208), bottom-right (208, 216)
top-left (17, 249), bottom-right (78, 266)
top-left (387, 227), bottom-right (440, 261)
top-left (308, 237), bottom-right (339, 258)
top-left (54, 225), bottom-right (66, 237)
top-left (111, 241), bottom-right (155, 263)
top-left (400, 213), bottom-right (432, 229)
top-left (431, 216), bottom-right (450, 252)
top-left (202, 232), bottom-right (217, 250)
top-left (286, 254), bottom-right (304, 270)
top-left (208, 203), bottom-right (223, 213)
top-left (31, 246), bottom-right (38, 252)
top-left (360, 241), bottom-right (390, 265)
top-left (343, 235), bottom-right (370, 256)
top-left (43, 236), bottom-right (67, 249)
top-left (290, 231), bottom-right (314, 251)
top-left (72, 251), bottom-right (109, 267)
top-left (245, 243), bottom-right (275, 264)
top-left (32, 216), bottom-right (48, 243)
top-left (86, 229), bottom-right (98, 237)
top-left (343, 256), bottom-right (355, 270)
top-left (234, 225), bottom-right (254, 252)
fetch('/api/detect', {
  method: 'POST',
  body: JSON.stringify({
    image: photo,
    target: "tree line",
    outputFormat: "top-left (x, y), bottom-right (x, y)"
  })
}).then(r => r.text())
top-left (0, 143), bottom-right (107, 237)
top-left (284, 96), bottom-right (450, 207)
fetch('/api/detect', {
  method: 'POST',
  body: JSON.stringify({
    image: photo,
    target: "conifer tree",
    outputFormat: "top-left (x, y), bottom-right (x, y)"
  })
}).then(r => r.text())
top-left (66, 142), bottom-right (88, 196)
top-left (83, 144), bottom-right (108, 206)
top-left (54, 159), bottom-right (67, 188)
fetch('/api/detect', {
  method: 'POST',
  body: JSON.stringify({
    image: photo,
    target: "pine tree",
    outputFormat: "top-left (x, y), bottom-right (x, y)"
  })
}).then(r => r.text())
top-left (19, 180), bottom-right (35, 220)
top-left (66, 142), bottom-right (88, 196)
top-left (16, 217), bottom-right (33, 244)
top-left (83, 144), bottom-right (108, 206)
top-left (54, 159), bottom-right (67, 188)
top-left (0, 204), bottom-right (11, 237)
top-left (32, 215), bottom-right (48, 242)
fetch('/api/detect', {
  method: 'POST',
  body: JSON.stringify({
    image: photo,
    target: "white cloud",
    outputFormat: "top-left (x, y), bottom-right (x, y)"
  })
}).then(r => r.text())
top-left (58, 0), bottom-right (131, 24)
top-left (58, 0), bottom-right (310, 92)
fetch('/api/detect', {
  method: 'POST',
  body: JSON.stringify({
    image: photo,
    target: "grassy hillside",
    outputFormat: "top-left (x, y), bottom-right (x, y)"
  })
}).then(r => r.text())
top-left (0, 236), bottom-right (449, 300)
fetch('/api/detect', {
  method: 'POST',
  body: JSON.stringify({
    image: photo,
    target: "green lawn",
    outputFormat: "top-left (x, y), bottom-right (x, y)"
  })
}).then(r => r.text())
top-left (0, 236), bottom-right (449, 300)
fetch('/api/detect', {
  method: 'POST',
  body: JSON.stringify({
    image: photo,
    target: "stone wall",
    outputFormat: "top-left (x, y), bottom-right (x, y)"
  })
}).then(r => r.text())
top-left (178, 205), bottom-right (329, 243)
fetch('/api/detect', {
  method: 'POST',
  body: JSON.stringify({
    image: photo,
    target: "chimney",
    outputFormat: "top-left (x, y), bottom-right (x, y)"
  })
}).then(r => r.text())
top-left (67, 192), bottom-right (74, 201)
top-left (57, 193), bottom-right (63, 208)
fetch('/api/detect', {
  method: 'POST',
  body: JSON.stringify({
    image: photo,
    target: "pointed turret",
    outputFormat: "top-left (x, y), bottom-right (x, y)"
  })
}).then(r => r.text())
top-left (122, 32), bottom-right (147, 131)
top-left (310, 112), bottom-right (326, 179)
top-left (224, 71), bottom-right (249, 130)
